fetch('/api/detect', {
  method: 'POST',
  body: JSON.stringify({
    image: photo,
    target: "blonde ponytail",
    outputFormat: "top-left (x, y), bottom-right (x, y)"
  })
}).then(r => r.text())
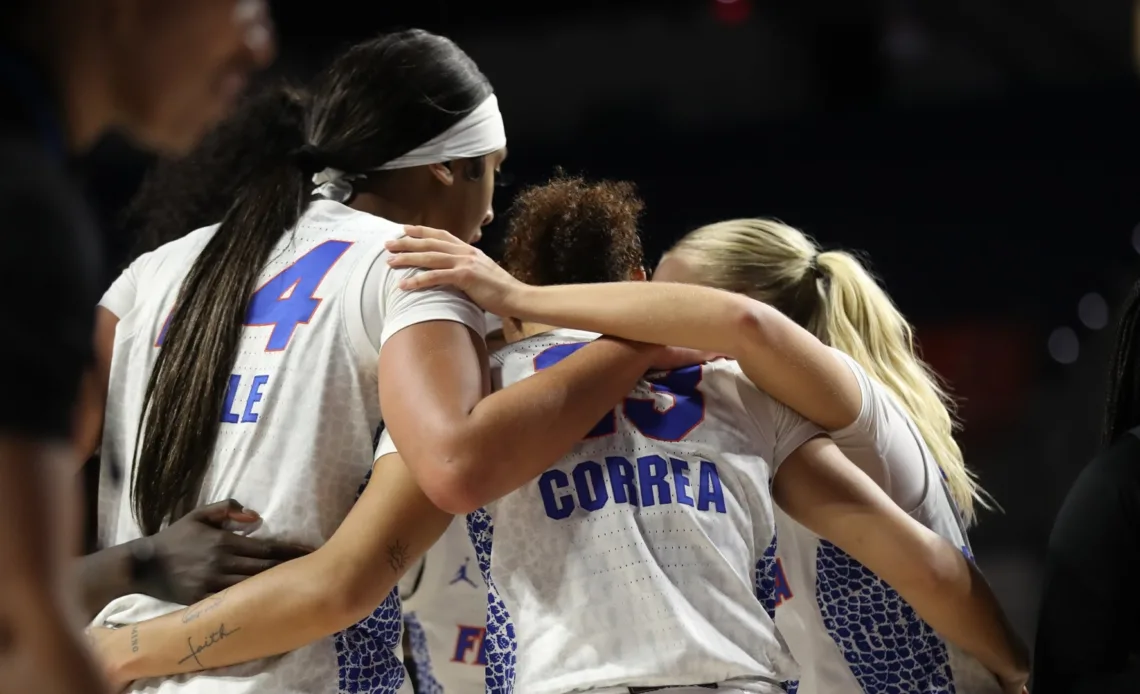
top-left (814, 251), bottom-right (983, 524)
top-left (670, 219), bottom-right (985, 525)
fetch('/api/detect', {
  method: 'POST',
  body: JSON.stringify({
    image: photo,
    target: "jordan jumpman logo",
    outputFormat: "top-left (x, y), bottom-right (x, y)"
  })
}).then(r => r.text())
top-left (450, 557), bottom-right (477, 587)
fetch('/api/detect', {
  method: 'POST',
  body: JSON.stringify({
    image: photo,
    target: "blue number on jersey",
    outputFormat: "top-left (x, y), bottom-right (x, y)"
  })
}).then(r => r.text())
top-left (156, 240), bottom-right (354, 350)
top-left (245, 240), bottom-right (354, 351)
top-left (623, 364), bottom-right (704, 441)
top-left (533, 342), bottom-right (617, 438)
top-left (533, 341), bottom-right (706, 441)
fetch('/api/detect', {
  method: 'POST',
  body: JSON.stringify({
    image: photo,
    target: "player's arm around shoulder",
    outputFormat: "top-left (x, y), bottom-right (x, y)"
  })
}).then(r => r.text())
top-left (732, 300), bottom-right (863, 431)
top-left (378, 318), bottom-right (668, 514)
top-left (773, 436), bottom-right (1029, 693)
top-left (93, 451), bottom-right (452, 687)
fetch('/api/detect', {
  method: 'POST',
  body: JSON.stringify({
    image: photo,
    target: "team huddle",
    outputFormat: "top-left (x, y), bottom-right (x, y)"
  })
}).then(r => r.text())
top-left (80, 29), bottom-right (1029, 694)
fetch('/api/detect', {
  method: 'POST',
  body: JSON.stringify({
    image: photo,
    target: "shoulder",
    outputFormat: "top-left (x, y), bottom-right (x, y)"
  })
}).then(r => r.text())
top-left (151, 223), bottom-right (219, 257)
top-left (1049, 435), bottom-right (1140, 556)
top-left (300, 200), bottom-right (404, 246)
top-left (700, 359), bottom-right (774, 410)
top-left (123, 224), bottom-right (219, 284)
top-left (1067, 435), bottom-right (1140, 502)
top-left (703, 359), bottom-right (822, 454)
top-left (489, 330), bottom-right (601, 388)
top-left (826, 347), bottom-right (884, 413)
top-left (826, 347), bottom-right (910, 442)
top-left (306, 201), bottom-right (414, 302)
top-left (700, 360), bottom-right (779, 424)
top-left (491, 330), bottom-right (600, 365)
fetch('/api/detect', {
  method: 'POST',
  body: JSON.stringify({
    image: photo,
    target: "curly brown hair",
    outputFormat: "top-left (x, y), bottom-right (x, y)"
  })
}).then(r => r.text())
top-left (501, 173), bottom-right (645, 286)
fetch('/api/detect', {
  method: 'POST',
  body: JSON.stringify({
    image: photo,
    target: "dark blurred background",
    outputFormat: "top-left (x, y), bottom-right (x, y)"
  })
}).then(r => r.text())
top-left (79, 0), bottom-right (1140, 644)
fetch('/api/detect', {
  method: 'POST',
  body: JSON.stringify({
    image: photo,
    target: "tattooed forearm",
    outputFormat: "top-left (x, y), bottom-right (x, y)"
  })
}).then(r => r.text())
top-left (177, 623), bottom-right (242, 669)
top-left (130, 625), bottom-right (139, 653)
top-left (386, 539), bottom-right (410, 573)
top-left (181, 591), bottom-right (228, 623)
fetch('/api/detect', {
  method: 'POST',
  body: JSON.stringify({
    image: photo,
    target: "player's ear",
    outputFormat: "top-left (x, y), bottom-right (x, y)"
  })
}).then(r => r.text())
top-left (629, 266), bottom-right (647, 282)
top-left (429, 161), bottom-right (456, 186)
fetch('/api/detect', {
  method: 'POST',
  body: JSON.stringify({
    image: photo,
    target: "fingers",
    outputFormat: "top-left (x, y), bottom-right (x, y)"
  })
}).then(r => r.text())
top-left (223, 532), bottom-right (313, 560)
top-left (402, 225), bottom-right (463, 243)
top-left (219, 554), bottom-right (286, 577)
top-left (204, 575), bottom-right (248, 594)
top-left (386, 236), bottom-right (466, 255)
top-left (386, 251), bottom-right (460, 272)
top-left (191, 499), bottom-right (260, 525)
top-left (397, 270), bottom-right (462, 291)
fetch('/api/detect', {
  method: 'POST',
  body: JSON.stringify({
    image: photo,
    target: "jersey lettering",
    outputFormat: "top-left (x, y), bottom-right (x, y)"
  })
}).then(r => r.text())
top-left (533, 343), bottom-right (617, 438)
top-left (452, 625), bottom-right (488, 665)
top-left (155, 240), bottom-right (353, 351)
top-left (533, 342), bottom-right (705, 441)
top-left (220, 373), bottom-right (270, 424)
top-left (245, 240), bottom-right (354, 351)
top-left (539, 456), bottom-right (726, 520)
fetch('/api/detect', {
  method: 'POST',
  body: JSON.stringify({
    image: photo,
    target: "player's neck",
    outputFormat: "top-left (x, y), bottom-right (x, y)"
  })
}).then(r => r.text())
top-left (349, 191), bottom-right (424, 226)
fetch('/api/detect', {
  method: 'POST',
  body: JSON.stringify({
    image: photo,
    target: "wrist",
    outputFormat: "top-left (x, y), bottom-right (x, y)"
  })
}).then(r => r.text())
top-left (127, 535), bottom-right (176, 600)
top-left (505, 282), bottom-right (539, 320)
top-left (107, 623), bottom-right (149, 683)
top-left (596, 335), bottom-right (662, 359)
top-left (993, 658), bottom-right (1029, 689)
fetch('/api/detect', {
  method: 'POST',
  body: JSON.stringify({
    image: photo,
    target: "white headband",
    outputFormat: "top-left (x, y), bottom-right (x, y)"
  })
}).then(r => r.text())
top-left (312, 94), bottom-right (506, 202)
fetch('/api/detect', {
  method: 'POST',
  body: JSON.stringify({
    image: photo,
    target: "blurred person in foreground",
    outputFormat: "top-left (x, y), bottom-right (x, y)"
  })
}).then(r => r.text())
top-left (1033, 279), bottom-right (1140, 693)
top-left (0, 1), bottom-right (274, 692)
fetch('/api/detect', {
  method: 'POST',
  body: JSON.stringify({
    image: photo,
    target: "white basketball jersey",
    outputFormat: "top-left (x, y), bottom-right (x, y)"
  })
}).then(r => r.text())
top-left (399, 517), bottom-right (488, 694)
top-left (768, 352), bottom-right (1000, 694)
top-left (92, 199), bottom-right (483, 694)
top-left (467, 329), bottom-right (820, 694)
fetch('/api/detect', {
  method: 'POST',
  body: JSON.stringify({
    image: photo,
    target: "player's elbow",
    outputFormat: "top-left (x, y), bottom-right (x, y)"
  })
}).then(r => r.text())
top-left (406, 440), bottom-right (487, 515)
top-left (265, 554), bottom-right (380, 635)
top-left (419, 472), bottom-right (484, 515)
top-left (318, 559), bottom-right (399, 629)
top-left (733, 300), bottom-right (783, 358)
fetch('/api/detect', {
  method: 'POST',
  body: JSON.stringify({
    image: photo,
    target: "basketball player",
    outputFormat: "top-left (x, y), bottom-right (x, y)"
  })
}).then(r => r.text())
top-left (1, 2), bottom-right (273, 692)
top-left (1034, 276), bottom-right (1140, 692)
top-left (82, 31), bottom-right (696, 693)
top-left (647, 221), bottom-right (1012, 694)
top-left (397, 179), bottom-right (653, 694)
top-left (381, 185), bottom-right (1029, 693)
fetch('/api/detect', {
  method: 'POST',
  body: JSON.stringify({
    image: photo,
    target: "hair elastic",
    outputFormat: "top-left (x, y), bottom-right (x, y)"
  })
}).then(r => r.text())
top-left (290, 144), bottom-right (325, 176)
